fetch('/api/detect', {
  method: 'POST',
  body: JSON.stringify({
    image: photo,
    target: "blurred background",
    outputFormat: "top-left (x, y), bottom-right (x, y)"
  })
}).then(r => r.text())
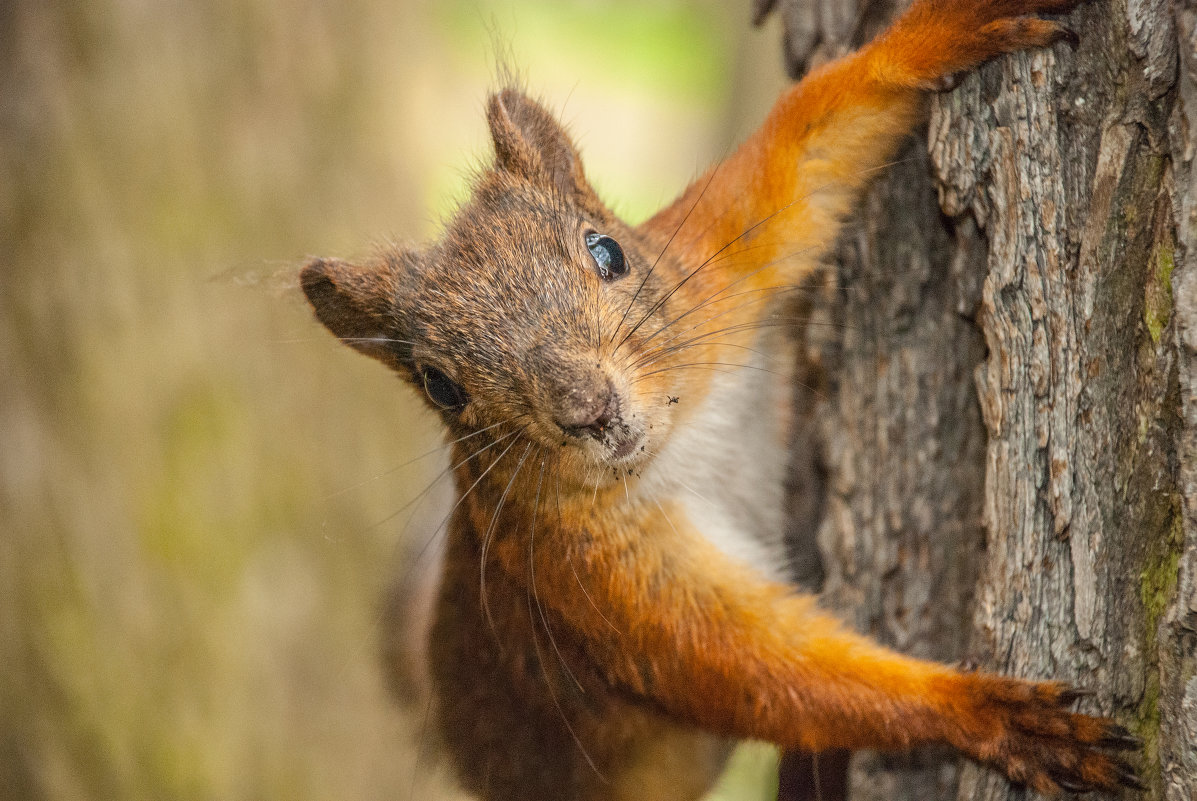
top-left (0, 1), bottom-right (788, 798)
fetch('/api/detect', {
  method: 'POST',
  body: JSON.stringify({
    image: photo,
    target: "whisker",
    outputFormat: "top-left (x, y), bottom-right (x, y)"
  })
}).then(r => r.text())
top-left (589, 462), bottom-right (603, 505)
top-left (653, 498), bottom-right (682, 537)
top-left (528, 457), bottom-right (585, 695)
top-left (406, 691), bottom-right (436, 801)
top-left (479, 442), bottom-right (534, 640)
top-left (672, 477), bottom-right (714, 507)
top-left (403, 424), bottom-right (529, 568)
top-left (615, 158), bottom-right (912, 356)
top-left (629, 305), bottom-right (814, 369)
top-left (615, 197), bottom-right (815, 354)
top-left (634, 340), bottom-right (779, 374)
top-left (627, 244), bottom-right (824, 358)
top-left (559, 473), bottom-right (620, 634)
top-left (609, 163), bottom-right (724, 348)
top-left (335, 336), bottom-right (420, 346)
top-left (269, 335), bottom-right (420, 346)
top-left (640, 316), bottom-right (829, 356)
top-left (633, 360), bottom-right (784, 382)
top-left (322, 416), bottom-right (522, 502)
top-left (526, 578), bottom-right (608, 783)
top-left (626, 287), bottom-right (802, 371)
top-left (360, 424), bottom-right (525, 540)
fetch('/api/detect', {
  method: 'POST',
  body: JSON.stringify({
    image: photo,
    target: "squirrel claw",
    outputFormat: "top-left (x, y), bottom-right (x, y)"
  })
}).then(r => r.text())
top-left (1115, 762), bottom-right (1148, 791)
top-left (1101, 724), bottom-right (1143, 750)
top-left (1049, 773), bottom-right (1091, 793)
top-left (1052, 25), bottom-right (1081, 50)
top-left (1056, 687), bottom-right (1094, 705)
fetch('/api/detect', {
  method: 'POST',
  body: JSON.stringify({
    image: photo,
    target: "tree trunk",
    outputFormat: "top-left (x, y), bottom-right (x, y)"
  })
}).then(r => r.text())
top-left (770, 1), bottom-right (1197, 799)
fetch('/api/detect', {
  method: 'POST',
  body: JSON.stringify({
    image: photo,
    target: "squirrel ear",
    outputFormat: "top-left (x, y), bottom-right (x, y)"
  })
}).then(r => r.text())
top-left (487, 88), bottom-right (597, 203)
top-left (300, 253), bottom-right (411, 369)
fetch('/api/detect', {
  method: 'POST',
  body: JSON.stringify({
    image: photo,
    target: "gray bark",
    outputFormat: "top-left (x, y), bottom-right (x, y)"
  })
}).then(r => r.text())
top-left (772, 1), bottom-right (1197, 799)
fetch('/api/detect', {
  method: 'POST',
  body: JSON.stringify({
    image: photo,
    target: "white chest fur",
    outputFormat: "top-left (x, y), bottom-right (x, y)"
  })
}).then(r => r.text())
top-left (638, 328), bottom-right (795, 583)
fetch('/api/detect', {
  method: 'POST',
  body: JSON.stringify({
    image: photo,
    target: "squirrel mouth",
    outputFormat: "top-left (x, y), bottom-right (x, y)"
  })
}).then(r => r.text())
top-left (603, 425), bottom-right (643, 462)
top-left (554, 395), bottom-right (644, 464)
top-left (560, 419), bottom-right (643, 463)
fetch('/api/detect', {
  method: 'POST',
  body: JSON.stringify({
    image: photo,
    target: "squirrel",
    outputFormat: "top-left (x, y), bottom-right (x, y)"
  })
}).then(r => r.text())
top-left (299, 1), bottom-right (1144, 799)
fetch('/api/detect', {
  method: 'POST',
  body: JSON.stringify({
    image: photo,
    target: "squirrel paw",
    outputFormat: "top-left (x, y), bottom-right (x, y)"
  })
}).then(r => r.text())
top-left (961, 676), bottom-right (1144, 795)
top-left (885, 0), bottom-right (1089, 89)
top-left (977, 16), bottom-right (1079, 54)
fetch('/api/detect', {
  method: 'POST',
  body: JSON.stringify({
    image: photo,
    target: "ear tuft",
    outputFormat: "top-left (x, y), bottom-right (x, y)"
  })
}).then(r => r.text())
top-left (300, 255), bottom-right (409, 368)
top-left (486, 88), bottom-right (595, 202)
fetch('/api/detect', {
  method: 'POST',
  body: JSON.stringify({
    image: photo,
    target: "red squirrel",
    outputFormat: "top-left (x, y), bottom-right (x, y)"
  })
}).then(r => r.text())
top-left (300, 1), bottom-right (1142, 798)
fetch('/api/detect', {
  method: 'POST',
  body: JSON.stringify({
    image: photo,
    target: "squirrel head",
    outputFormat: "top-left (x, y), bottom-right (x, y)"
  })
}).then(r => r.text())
top-left (301, 88), bottom-right (701, 491)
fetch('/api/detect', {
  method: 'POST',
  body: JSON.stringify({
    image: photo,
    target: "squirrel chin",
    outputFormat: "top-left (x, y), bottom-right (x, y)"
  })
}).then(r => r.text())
top-left (565, 425), bottom-right (647, 473)
top-left (606, 429), bottom-right (645, 463)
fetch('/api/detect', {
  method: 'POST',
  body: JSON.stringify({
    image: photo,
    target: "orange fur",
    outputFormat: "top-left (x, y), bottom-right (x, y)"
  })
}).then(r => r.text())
top-left (302, 1), bottom-right (1141, 798)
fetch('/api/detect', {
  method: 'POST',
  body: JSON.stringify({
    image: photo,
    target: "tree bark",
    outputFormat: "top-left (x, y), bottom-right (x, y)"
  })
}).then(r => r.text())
top-left (769, 1), bottom-right (1197, 799)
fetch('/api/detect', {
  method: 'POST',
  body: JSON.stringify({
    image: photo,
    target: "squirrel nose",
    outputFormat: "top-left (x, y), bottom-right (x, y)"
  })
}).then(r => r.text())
top-left (555, 381), bottom-right (617, 436)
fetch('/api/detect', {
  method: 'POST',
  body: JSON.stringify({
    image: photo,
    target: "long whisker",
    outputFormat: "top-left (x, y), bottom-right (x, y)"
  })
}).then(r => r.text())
top-left (406, 690), bottom-right (436, 801)
top-left (626, 244), bottom-right (824, 359)
top-left (625, 286), bottom-right (803, 371)
top-left (609, 163), bottom-right (724, 347)
top-left (322, 416), bottom-right (522, 502)
top-left (528, 458), bottom-right (585, 694)
top-left (629, 305), bottom-right (806, 371)
top-left (361, 423), bottom-right (526, 539)
top-left (403, 423), bottom-right (530, 568)
top-left (616, 158), bottom-right (911, 355)
top-left (634, 340), bottom-right (779, 373)
top-left (269, 335), bottom-right (420, 346)
top-left (335, 336), bottom-right (420, 346)
top-left (615, 197), bottom-right (815, 354)
top-left (386, 424), bottom-right (533, 628)
top-left (620, 237), bottom-right (810, 359)
top-left (632, 360), bottom-right (784, 382)
top-left (558, 472), bottom-right (620, 634)
top-left (653, 498), bottom-right (682, 537)
top-left (518, 461), bottom-right (605, 780)
top-left (638, 315), bottom-right (827, 361)
top-left (526, 574), bottom-right (608, 781)
top-left (589, 461), bottom-right (604, 506)
top-left (479, 442), bottom-right (534, 640)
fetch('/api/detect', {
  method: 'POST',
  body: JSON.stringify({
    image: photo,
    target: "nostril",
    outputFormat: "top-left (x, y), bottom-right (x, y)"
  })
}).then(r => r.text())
top-left (555, 381), bottom-right (618, 436)
top-left (586, 401), bottom-right (615, 434)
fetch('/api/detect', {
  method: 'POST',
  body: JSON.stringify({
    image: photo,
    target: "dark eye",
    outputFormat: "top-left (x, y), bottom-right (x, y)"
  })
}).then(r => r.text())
top-left (585, 232), bottom-right (627, 280)
top-left (420, 365), bottom-right (468, 410)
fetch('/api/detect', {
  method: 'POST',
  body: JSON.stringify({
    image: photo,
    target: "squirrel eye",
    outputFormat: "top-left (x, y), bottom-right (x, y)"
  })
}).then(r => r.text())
top-left (420, 365), bottom-right (468, 410)
top-left (585, 232), bottom-right (627, 280)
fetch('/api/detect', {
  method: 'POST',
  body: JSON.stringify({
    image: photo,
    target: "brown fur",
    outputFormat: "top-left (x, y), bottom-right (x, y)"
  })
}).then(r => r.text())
top-left (300, 1), bottom-right (1140, 798)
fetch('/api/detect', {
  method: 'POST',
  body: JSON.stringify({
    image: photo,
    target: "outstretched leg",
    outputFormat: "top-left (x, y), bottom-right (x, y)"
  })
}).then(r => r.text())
top-left (639, 0), bottom-right (1084, 293)
top-left (486, 498), bottom-right (1140, 795)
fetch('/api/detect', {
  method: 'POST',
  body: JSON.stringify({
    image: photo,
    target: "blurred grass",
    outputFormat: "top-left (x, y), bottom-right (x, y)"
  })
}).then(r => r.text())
top-left (0, 1), bottom-right (785, 799)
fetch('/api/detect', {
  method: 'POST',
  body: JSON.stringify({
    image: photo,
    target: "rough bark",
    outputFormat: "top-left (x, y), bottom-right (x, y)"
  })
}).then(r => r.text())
top-left (771, 1), bottom-right (1197, 800)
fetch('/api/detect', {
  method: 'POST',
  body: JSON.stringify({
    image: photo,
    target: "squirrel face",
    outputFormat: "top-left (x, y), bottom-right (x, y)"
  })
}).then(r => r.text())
top-left (302, 89), bottom-right (696, 488)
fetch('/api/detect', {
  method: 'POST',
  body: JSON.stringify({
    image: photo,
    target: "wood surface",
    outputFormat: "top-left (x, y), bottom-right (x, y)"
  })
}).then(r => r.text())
top-left (765, 0), bottom-right (1196, 798)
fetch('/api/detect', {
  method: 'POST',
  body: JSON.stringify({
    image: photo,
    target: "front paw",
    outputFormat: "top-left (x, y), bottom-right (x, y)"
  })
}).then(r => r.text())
top-left (882, 0), bottom-right (1090, 89)
top-left (956, 675), bottom-right (1143, 794)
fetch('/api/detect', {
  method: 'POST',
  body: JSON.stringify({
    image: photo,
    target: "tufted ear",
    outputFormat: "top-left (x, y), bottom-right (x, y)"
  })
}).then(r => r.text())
top-left (300, 253), bottom-right (413, 370)
top-left (486, 88), bottom-right (600, 205)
